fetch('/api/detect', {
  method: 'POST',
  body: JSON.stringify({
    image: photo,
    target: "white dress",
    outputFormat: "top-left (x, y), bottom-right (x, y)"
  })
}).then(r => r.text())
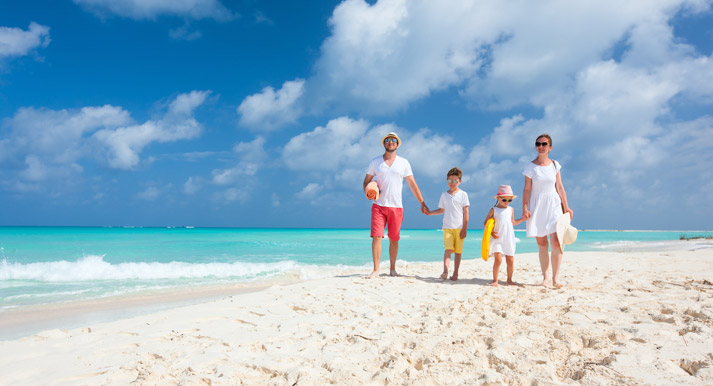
top-left (490, 206), bottom-right (516, 256)
top-left (523, 160), bottom-right (563, 238)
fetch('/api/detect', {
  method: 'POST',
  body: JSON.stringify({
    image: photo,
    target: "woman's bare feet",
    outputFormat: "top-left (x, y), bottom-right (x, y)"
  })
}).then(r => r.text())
top-left (450, 274), bottom-right (458, 281)
top-left (489, 281), bottom-right (499, 287)
top-left (365, 271), bottom-right (379, 279)
top-left (440, 273), bottom-right (448, 280)
top-left (390, 269), bottom-right (399, 277)
top-left (507, 280), bottom-right (521, 286)
top-left (553, 281), bottom-right (565, 289)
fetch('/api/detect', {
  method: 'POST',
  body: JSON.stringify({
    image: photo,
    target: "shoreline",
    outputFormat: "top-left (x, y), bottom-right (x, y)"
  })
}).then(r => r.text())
top-left (0, 277), bottom-right (302, 341)
top-left (1, 248), bottom-right (712, 384)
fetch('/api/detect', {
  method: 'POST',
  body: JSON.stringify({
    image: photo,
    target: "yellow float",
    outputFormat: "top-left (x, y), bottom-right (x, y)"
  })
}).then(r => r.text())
top-left (481, 218), bottom-right (494, 261)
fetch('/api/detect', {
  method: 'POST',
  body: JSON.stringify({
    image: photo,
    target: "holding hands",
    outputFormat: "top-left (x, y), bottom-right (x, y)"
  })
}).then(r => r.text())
top-left (420, 202), bottom-right (430, 214)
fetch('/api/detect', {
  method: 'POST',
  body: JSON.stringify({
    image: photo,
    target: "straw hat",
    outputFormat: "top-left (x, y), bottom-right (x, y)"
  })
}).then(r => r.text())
top-left (555, 213), bottom-right (578, 252)
top-left (381, 132), bottom-right (401, 148)
top-left (493, 185), bottom-right (517, 199)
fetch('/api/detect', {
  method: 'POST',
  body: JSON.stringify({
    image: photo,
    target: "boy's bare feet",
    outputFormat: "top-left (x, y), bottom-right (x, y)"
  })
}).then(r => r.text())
top-left (489, 281), bottom-right (499, 287)
top-left (440, 273), bottom-right (448, 280)
top-left (450, 274), bottom-right (458, 281)
top-left (390, 269), bottom-right (399, 277)
top-left (365, 271), bottom-right (379, 279)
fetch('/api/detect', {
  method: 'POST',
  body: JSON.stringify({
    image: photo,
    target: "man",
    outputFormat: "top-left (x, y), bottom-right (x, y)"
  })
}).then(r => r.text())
top-left (363, 132), bottom-right (429, 278)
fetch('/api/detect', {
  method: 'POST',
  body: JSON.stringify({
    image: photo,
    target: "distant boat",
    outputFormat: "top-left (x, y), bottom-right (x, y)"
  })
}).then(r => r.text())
top-left (185, 226), bottom-right (195, 229)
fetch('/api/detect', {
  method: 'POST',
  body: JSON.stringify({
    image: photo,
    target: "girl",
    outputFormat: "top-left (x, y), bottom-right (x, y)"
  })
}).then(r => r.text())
top-left (484, 185), bottom-right (525, 286)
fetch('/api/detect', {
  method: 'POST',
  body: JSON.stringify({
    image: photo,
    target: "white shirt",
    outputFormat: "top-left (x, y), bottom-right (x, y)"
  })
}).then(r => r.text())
top-left (366, 155), bottom-right (413, 208)
top-left (438, 190), bottom-right (470, 229)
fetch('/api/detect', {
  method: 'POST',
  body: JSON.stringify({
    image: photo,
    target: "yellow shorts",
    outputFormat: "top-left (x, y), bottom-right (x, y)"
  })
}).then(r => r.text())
top-left (443, 228), bottom-right (464, 254)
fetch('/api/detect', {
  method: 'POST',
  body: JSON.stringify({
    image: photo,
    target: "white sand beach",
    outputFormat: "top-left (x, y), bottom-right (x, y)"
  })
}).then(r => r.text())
top-left (1, 244), bottom-right (712, 385)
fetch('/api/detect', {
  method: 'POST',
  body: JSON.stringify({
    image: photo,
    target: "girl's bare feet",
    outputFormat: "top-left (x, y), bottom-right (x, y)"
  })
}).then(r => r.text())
top-left (489, 281), bottom-right (499, 287)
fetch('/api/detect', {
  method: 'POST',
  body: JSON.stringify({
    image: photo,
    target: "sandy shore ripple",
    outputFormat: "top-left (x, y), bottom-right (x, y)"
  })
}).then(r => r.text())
top-left (1, 246), bottom-right (712, 385)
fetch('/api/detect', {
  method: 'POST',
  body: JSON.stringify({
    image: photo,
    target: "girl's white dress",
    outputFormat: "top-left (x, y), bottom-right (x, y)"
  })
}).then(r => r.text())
top-left (523, 160), bottom-right (563, 237)
top-left (490, 206), bottom-right (516, 256)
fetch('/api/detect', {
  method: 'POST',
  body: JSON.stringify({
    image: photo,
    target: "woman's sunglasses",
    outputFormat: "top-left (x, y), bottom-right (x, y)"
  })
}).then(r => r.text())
top-left (535, 142), bottom-right (549, 147)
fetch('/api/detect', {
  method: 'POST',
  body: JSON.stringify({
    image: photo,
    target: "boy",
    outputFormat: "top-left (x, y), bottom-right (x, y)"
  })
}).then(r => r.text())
top-left (426, 167), bottom-right (470, 280)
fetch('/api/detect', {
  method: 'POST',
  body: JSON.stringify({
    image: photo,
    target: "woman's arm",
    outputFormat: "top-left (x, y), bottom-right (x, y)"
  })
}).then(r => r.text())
top-left (522, 176), bottom-right (532, 219)
top-left (555, 170), bottom-right (573, 220)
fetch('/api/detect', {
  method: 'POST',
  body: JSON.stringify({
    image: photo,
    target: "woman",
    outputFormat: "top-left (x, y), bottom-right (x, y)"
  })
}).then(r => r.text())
top-left (522, 134), bottom-right (573, 288)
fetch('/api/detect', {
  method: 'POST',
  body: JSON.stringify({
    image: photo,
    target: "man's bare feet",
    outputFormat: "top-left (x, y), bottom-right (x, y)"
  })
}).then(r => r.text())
top-left (489, 281), bottom-right (499, 286)
top-left (439, 273), bottom-right (448, 280)
top-left (450, 274), bottom-right (458, 281)
top-left (365, 271), bottom-right (379, 279)
top-left (390, 269), bottom-right (399, 277)
top-left (507, 280), bottom-right (521, 286)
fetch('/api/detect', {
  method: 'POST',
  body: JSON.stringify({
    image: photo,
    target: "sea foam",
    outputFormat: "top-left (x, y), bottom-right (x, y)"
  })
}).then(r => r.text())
top-left (0, 255), bottom-right (302, 282)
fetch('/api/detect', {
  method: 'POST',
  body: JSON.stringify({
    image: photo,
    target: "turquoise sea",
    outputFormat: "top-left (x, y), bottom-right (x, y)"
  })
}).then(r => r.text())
top-left (1, 227), bottom-right (712, 311)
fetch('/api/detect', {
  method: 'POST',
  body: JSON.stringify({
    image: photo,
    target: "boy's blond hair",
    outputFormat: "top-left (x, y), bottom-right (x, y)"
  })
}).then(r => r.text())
top-left (447, 167), bottom-right (463, 180)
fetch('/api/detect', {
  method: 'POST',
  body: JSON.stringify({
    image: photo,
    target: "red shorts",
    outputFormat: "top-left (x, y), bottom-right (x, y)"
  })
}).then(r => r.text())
top-left (370, 204), bottom-right (404, 241)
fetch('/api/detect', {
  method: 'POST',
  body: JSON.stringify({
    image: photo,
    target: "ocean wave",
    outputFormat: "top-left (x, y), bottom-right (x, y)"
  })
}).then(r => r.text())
top-left (0, 255), bottom-right (304, 282)
top-left (588, 239), bottom-right (712, 252)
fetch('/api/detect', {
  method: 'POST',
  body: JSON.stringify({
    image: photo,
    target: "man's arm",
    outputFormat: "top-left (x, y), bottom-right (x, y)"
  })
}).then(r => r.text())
top-left (405, 175), bottom-right (429, 214)
top-left (363, 174), bottom-right (374, 191)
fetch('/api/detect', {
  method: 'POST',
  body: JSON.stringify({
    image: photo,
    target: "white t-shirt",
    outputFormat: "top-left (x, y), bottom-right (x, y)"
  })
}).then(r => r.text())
top-left (366, 155), bottom-right (413, 208)
top-left (438, 190), bottom-right (470, 229)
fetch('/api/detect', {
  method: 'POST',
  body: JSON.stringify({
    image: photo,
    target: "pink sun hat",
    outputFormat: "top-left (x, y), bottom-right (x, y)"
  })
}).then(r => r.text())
top-left (493, 185), bottom-right (517, 199)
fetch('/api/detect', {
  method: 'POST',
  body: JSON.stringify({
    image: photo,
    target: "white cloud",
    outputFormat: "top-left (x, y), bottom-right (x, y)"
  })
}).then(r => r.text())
top-left (21, 156), bottom-right (49, 181)
top-left (0, 92), bottom-right (209, 189)
top-left (0, 22), bottom-right (50, 59)
top-left (1, 105), bottom-right (132, 183)
top-left (282, 116), bottom-right (465, 199)
top-left (214, 187), bottom-right (249, 203)
top-left (248, 0), bottom-right (709, 122)
top-left (296, 183), bottom-right (321, 200)
top-left (283, 116), bottom-right (371, 171)
top-left (398, 129), bottom-right (465, 180)
top-left (137, 186), bottom-right (161, 201)
top-left (183, 177), bottom-right (201, 194)
top-left (211, 136), bottom-right (266, 185)
top-left (73, 0), bottom-right (236, 21)
top-left (238, 79), bottom-right (305, 131)
top-left (93, 91), bottom-right (210, 169)
top-left (310, 0), bottom-right (489, 113)
top-left (169, 24), bottom-right (202, 41)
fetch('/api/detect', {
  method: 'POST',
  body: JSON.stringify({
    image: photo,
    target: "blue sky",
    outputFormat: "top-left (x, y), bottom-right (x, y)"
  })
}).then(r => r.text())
top-left (1, 0), bottom-right (712, 230)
